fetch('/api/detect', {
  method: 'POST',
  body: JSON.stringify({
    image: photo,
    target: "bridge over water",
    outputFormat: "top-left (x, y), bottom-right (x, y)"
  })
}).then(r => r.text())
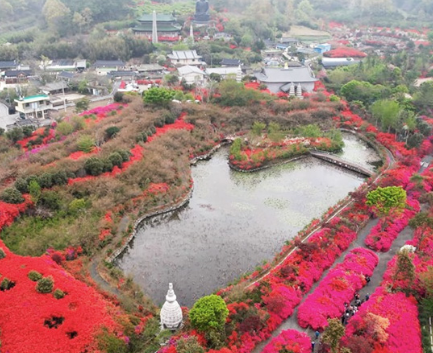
top-left (310, 150), bottom-right (373, 177)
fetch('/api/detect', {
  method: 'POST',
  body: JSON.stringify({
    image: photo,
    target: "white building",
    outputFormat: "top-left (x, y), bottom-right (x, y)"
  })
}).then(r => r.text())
top-left (177, 65), bottom-right (205, 85)
top-left (160, 283), bottom-right (183, 331)
top-left (321, 57), bottom-right (361, 69)
top-left (255, 66), bottom-right (317, 94)
top-left (15, 94), bottom-right (53, 119)
top-left (205, 66), bottom-right (242, 82)
top-left (168, 50), bottom-right (206, 67)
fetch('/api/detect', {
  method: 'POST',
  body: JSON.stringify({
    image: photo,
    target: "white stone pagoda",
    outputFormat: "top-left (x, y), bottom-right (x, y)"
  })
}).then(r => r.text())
top-left (160, 283), bottom-right (183, 330)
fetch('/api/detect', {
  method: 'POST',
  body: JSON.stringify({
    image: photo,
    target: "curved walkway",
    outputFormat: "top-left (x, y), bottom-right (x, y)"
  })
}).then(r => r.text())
top-left (310, 150), bottom-right (373, 177)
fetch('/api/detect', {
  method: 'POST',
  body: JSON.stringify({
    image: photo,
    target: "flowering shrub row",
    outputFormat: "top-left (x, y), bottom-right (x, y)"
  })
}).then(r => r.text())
top-left (229, 136), bottom-right (340, 170)
top-left (297, 248), bottom-right (378, 330)
top-left (342, 287), bottom-right (421, 353)
top-left (365, 198), bottom-right (420, 252)
top-left (220, 220), bottom-right (361, 352)
top-left (323, 47), bottom-right (367, 58)
top-left (262, 329), bottom-right (311, 353)
top-left (68, 115), bottom-right (193, 185)
top-left (16, 127), bottom-right (56, 151)
top-left (0, 195), bottom-right (32, 232)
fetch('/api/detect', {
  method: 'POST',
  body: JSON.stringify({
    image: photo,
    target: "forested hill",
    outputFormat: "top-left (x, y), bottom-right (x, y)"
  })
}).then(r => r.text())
top-left (213, 0), bottom-right (433, 25)
top-left (0, 0), bottom-right (133, 41)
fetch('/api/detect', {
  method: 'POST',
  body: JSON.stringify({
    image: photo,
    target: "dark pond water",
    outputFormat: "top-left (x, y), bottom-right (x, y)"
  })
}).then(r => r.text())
top-left (116, 136), bottom-right (379, 307)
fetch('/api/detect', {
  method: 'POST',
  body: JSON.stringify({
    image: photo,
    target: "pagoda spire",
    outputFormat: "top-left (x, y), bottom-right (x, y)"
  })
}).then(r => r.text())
top-left (160, 283), bottom-right (183, 331)
top-left (190, 24), bottom-right (194, 44)
top-left (152, 10), bottom-right (158, 44)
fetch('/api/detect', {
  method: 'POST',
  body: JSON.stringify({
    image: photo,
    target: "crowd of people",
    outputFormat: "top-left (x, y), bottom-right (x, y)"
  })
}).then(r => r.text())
top-left (311, 275), bottom-right (372, 352)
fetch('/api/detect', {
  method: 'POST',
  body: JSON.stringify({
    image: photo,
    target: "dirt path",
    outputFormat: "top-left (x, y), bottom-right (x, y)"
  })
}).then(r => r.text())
top-left (88, 215), bottom-right (130, 298)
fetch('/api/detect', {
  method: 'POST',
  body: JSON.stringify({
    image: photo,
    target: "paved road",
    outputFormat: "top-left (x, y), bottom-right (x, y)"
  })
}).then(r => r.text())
top-left (0, 103), bottom-right (19, 130)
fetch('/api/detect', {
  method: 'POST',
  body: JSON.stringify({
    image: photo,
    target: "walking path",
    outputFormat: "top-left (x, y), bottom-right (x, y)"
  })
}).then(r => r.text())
top-left (254, 155), bottom-right (431, 352)
top-left (310, 150), bottom-right (373, 177)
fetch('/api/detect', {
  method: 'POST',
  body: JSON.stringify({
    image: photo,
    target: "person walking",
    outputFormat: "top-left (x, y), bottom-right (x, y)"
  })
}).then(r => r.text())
top-left (315, 330), bottom-right (320, 340)
top-left (365, 275), bottom-right (371, 285)
top-left (365, 293), bottom-right (370, 301)
top-left (312, 341), bottom-right (315, 352)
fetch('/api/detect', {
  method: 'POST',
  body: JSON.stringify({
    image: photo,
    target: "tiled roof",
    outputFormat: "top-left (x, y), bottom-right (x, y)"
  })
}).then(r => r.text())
top-left (93, 60), bottom-right (125, 68)
top-left (0, 61), bottom-right (17, 69)
top-left (137, 14), bottom-right (177, 22)
top-left (167, 50), bottom-right (202, 60)
top-left (4, 70), bottom-right (33, 77)
top-left (133, 23), bottom-right (181, 32)
top-left (40, 82), bottom-right (68, 92)
top-left (58, 71), bottom-right (75, 79)
top-left (177, 65), bottom-right (205, 76)
top-left (220, 58), bottom-right (241, 66)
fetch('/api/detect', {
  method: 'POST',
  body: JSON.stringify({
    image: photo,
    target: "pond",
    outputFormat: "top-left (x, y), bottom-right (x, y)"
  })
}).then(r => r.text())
top-left (116, 136), bottom-right (379, 307)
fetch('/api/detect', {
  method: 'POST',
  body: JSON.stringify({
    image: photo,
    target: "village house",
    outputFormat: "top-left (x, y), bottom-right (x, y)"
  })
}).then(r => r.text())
top-left (137, 64), bottom-right (165, 75)
top-left (39, 81), bottom-right (68, 95)
top-left (57, 71), bottom-right (76, 82)
top-left (314, 43), bottom-right (331, 54)
top-left (92, 60), bottom-right (125, 75)
top-left (0, 61), bottom-right (18, 74)
top-left (213, 32), bottom-right (232, 41)
top-left (14, 94), bottom-right (53, 120)
top-left (254, 65), bottom-right (317, 94)
top-left (220, 58), bottom-right (242, 67)
top-left (205, 67), bottom-right (242, 82)
top-left (168, 50), bottom-right (206, 67)
top-left (40, 60), bottom-right (75, 73)
top-left (108, 71), bottom-right (137, 81)
top-left (177, 65), bottom-right (205, 85)
top-left (2, 69), bottom-right (34, 89)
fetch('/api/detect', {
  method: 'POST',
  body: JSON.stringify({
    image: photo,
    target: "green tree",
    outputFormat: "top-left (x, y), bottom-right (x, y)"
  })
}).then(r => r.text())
top-left (77, 135), bottom-right (95, 153)
top-left (407, 132), bottom-right (424, 149)
top-left (252, 122), bottom-right (266, 136)
top-left (39, 191), bottom-right (62, 210)
top-left (189, 295), bottom-right (229, 333)
top-left (298, 124), bottom-right (321, 138)
top-left (217, 80), bottom-right (261, 107)
top-left (393, 249), bottom-right (415, 293)
top-left (36, 276), bottom-right (54, 293)
top-left (143, 87), bottom-right (175, 107)
top-left (0, 188), bottom-right (24, 204)
top-left (5, 128), bottom-right (24, 143)
top-left (366, 186), bottom-right (407, 219)
top-left (371, 99), bottom-right (401, 132)
top-left (409, 212), bottom-right (433, 251)
top-left (340, 80), bottom-right (387, 106)
top-left (210, 73), bottom-right (222, 82)
top-left (322, 318), bottom-right (345, 353)
top-left (105, 126), bottom-right (120, 139)
top-left (56, 121), bottom-right (74, 135)
top-left (42, 0), bottom-right (71, 34)
top-left (75, 98), bottom-right (90, 113)
top-left (108, 152), bottom-right (123, 168)
top-left (68, 198), bottom-right (87, 213)
top-left (84, 157), bottom-right (104, 176)
top-left (414, 81), bottom-right (433, 113)
top-left (28, 180), bottom-right (41, 205)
